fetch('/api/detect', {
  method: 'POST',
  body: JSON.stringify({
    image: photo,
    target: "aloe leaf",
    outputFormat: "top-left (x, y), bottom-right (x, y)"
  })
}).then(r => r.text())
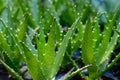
top-left (102, 52), bottom-right (120, 75)
top-left (12, 8), bottom-right (21, 28)
top-left (50, 16), bottom-right (80, 78)
top-left (26, 34), bottom-right (37, 55)
top-left (3, 52), bottom-right (19, 71)
top-left (81, 19), bottom-right (100, 79)
top-left (53, 18), bottom-right (61, 43)
top-left (66, 0), bottom-right (78, 23)
top-left (100, 24), bottom-right (120, 65)
top-left (36, 18), bottom-right (61, 79)
top-left (0, 18), bottom-right (23, 68)
top-left (44, 0), bottom-right (59, 22)
top-left (27, 12), bottom-right (37, 29)
top-left (97, 52), bottom-right (120, 78)
top-left (18, 15), bottom-right (28, 41)
top-left (92, 17), bottom-right (101, 50)
top-left (28, 0), bottom-right (38, 23)
top-left (0, 60), bottom-right (23, 80)
top-left (60, 0), bottom-right (78, 26)
top-left (71, 21), bottom-right (83, 54)
top-left (19, 0), bottom-right (37, 28)
top-left (21, 42), bottom-right (46, 80)
top-left (7, 4), bottom-right (15, 29)
top-left (37, 27), bottom-right (45, 61)
top-left (36, 27), bottom-right (50, 79)
top-left (0, 18), bottom-right (23, 54)
top-left (81, 3), bottom-right (92, 24)
top-left (37, 0), bottom-right (46, 23)
top-left (75, 0), bottom-right (85, 13)
top-left (0, 30), bottom-right (19, 71)
top-left (0, 31), bottom-right (13, 59)
top-left (65, 64), bottom-right (92, 80)
top-left (93, 9), bottom-right (120, 65)
top-left (44, 18), bottom-right (61, 77)
top-left (53, 0), bottom-right (66, 16)
top-left (0, 31), bottom-right (18, 70)
top-left (82, 19), bottom-right (94, 64)
top-left (111, 5), bottom-right (120, 26)
top-left (95, 19), bottom-right (117, 66)
top-left (0, 20), bottom-right (13, 59)
top-left (44, 19), bottom-right (56, 70)
top-left (27, 26), bottom-right (39, 41)
top-left (40, 10), bottom-right (56, 35)
top-left (12, 8), bottom-right (20, 21)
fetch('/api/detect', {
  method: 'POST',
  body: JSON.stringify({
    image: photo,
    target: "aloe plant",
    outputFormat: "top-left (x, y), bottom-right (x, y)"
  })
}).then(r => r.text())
top-left (81, 6), bottom-right (120, 79)
top-left (22, 16), bottom-right (80, 80)
top-left (0, 0), bottom-right (120, 80)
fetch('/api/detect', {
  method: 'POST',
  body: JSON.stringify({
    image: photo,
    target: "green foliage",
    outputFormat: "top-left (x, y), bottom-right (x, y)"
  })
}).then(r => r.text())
top-left (0, 0), bottom-right (120, 80)
top-left (81, 7), bottom-right (120, 79)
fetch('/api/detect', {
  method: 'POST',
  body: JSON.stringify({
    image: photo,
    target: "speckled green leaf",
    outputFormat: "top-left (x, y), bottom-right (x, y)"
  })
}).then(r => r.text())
top-left (28, 0), bottom-right (39, 23)
top-left (95, 19), bottom-right (115, 66)
top-left (100, 24), bottom-right (120, 65)
top-left (36, 27), bottom-right (50, 79)
top-left (0, 31), bottom-right (13, 59)
top-left (50, 16), bottom-right (80, 78)
top-left (92, 18), bottom-right (101, 50)
top-left (45, 20), bottom-right (56, 71)
top-left (0, 19), bottom-right (23, 54)
top-left (18, 16), bottom-right (27, 41)
top-left (21, 42), bottom-right (46, 80)
top-left (19, 0), bottom-right (37, 28)
top-left (82, 19), bottom-right (94, 64)
top-left (37, 27), bottom-right (45, 62)
top-left (26, 34), bottom-right (37, 55)
top-left (0, 19), bottom-right (23, 68)
top-left (71, 21), bottom-right (84, 54)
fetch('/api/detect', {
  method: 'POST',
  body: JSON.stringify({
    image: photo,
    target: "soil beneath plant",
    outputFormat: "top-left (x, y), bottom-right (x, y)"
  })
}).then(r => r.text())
top-left (0, 61), bottom-right (120, 80)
